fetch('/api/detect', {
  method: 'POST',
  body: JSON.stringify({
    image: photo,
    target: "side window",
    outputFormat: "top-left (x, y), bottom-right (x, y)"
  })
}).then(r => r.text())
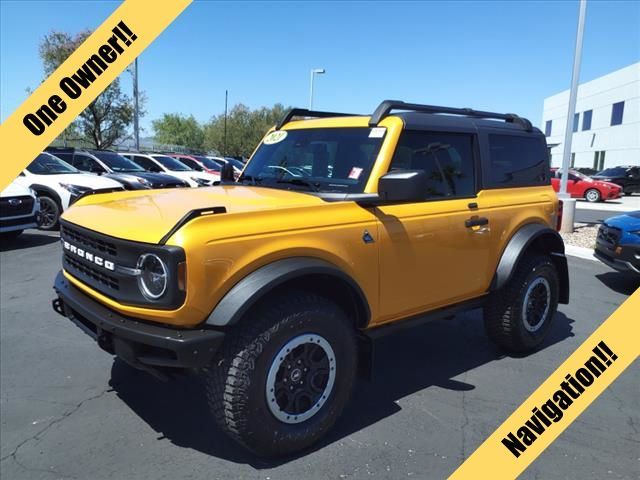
top-left (74, 154), bottom-right (103, 173)
top-left (389, 131), bottom-right (476, 199)
top-left (486, 134), bottom-right (549, 188)
top-left (133, 156), bottom-right (155, 171)
top-left (54, 152), bottom-right (73, 163)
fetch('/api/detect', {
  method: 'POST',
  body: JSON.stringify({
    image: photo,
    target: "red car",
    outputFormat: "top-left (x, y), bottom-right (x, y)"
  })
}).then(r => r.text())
top-left (551, 168), bottom-right (621, 202)
top-left (170, 153), bottom-right (222, 180)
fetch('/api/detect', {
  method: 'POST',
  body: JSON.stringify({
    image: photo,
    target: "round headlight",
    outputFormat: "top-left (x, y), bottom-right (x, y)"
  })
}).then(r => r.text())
top-left (137, 253), bottom-right (168, 300)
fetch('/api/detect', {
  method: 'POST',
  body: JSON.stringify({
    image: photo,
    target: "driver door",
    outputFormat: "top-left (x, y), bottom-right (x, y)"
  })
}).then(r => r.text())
top-left (375, 130), bottom-right (495, 324)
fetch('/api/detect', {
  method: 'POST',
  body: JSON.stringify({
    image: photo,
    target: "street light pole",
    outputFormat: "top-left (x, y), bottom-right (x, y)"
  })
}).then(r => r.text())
top-left (309, 68), bottom-right (325, 110)
top-left (133, 57), bottom-right (140, 151)
top-left (559, 0), bottom-right (587, 232)
top-left (224, 89), bottom-right (228, 156)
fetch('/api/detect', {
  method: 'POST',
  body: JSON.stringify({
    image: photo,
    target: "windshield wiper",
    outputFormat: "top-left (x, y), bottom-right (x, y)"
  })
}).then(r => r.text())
top-left (276, 178), bottom-right (321, 192)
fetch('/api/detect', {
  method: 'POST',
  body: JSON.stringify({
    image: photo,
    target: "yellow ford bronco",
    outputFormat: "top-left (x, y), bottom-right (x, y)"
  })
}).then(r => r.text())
top-left (52, 100), bottom-right (569, 456)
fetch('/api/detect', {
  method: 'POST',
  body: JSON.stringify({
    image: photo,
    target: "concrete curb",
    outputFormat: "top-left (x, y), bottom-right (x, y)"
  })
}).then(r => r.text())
top-left (565, 244), bottom-right (597, 261)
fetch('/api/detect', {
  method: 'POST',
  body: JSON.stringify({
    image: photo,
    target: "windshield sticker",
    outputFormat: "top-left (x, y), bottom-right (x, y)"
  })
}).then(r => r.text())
top-left (348, 167), bottom-right (363, 180)
top-left (263, 130), bottom-right (288, 145)
top-left (369, 127), bottom-right (386, 138)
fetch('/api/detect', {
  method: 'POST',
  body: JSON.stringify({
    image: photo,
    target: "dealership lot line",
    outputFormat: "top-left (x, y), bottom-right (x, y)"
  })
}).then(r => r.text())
top-left (1, 230), bottom-right (638, 480)
top-left (576, 195), bottom-right (640, 212)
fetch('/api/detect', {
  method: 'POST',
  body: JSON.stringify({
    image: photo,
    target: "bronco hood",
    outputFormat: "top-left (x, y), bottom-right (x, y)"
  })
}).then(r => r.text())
top-left (61, 185), bottom-right (325, 244)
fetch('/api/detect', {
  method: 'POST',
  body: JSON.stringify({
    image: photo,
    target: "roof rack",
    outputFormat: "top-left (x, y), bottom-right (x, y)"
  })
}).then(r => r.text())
top-left (276, 108), bottom-right (359, 130)
top-left (369, 100), bottom-right (533, 131)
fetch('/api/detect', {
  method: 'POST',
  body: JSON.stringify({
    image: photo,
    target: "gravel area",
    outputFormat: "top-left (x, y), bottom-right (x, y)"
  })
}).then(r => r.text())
top-left (560, 223), bottom-right (599, 249)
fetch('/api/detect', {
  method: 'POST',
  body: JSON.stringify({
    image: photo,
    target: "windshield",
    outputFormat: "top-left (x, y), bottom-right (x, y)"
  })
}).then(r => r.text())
top-left (555, 169), bottom-right (590, 180)
top-left (92, 151), bottom-right (145, 172)
top-left (597, 167), bottom-right (626, 177)
top-left (154, 155), bottom-right (193, 171)
top-left (241, 127), bottom-right (386, 193)
top-left (27, 153), bottom-right (80, 175)
top-left (194, 156), bottom-right (221, 171)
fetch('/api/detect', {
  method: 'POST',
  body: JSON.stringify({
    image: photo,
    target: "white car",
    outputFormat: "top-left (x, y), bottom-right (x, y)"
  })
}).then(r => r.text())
top-left (21, 152), bottom-right (124, 230)
top-left (122, 153), bottom-right (218, 187)
top-left (0, 180), bottom-right (39, 239)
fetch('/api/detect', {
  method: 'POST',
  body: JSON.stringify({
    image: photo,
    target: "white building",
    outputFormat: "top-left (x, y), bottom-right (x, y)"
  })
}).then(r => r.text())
top-left (541, 62), bottom-right (639, 171)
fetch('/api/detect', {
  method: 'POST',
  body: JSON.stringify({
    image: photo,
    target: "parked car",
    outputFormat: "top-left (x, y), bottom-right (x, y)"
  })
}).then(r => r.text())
top-left (169, 153), bottom-right (223, 179)
top-left (0, 180), bottom-right (39, 239)
top-left (46, 148), bottom-right (189, 190)
top-left (53, 100), bottom-right (569, 457)
top-left (209, 156), bottom-right (244, 178)
top-left (121, 152), bottom-right (217, 187)
top-left (592, 166), bottom-right (640, 196)
top-left (550, 168), bottom-right (621, 202)
top-left (594, 211), bottom-right (640, 275)
top-left (21, 152), bottom-right (124, 230)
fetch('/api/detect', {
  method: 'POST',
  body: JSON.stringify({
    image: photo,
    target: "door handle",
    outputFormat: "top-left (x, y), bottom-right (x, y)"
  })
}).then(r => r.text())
top-left (465, 217), bottom-right (489, 228)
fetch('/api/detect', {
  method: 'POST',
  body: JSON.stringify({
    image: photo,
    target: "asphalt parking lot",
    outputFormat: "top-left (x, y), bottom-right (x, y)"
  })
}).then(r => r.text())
top-left (1, 230), bottom-right (638, 480)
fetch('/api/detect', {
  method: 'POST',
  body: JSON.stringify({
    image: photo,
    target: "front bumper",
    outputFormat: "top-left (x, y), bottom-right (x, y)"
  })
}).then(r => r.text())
top-left (0, 213), bottom-right (39, 232)
top-left (594, 245), bottom-right (640, 274)
top-left (53, 271), bottom-right (224, 374)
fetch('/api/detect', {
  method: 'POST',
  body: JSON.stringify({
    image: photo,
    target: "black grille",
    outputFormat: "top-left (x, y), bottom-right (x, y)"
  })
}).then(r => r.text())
top-left (0, 196), bottom-right (34, 217)
top-left (61, 224), bottom-right (117, 256)
top-left (64, 253), bottom-right (119, 291)
top-left (597, 224), bottom-right (621, 246)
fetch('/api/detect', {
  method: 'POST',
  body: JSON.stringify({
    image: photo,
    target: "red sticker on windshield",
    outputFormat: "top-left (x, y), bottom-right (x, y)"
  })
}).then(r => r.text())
top-left (348, 167), bottom-right (363, 180)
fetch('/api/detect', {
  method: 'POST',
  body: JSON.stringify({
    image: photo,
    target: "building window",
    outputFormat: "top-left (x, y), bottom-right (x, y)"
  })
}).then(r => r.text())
top-left (611, 102), bottom-right (624, 126)
top-left (593, 151), bottom-right (606, 172)
top-left (572, 113), bottom-right (579, 132)
top-left (570, 153), bottom-right (575, 167)
top-left (545, 120), bottom-right (552, 137)
top-left (582, 110), bottom-right (592, 131)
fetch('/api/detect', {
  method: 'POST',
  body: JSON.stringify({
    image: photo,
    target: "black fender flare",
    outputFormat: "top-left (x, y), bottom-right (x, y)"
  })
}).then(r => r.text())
top-left (491, 223), bottom-right (569, 304)
top-left (206, 257), bottom-right (371, 327)
top-left (29, 184), bottom-right (63, 209)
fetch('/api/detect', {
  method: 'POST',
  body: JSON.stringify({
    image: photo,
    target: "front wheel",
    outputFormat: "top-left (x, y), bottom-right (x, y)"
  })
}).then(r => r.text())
top-left (584, 188), bottom-right (601, 203)
top-left (38, 196), bottom-right (60, 230)
top-left (204, 291), bottom-right (357, 457)
top-left (484, 255), bottom-right (559, 353)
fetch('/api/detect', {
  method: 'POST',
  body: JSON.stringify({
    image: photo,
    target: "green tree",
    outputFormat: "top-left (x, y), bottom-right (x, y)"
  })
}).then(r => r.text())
top-left (39, 30), bottom-right (136, 149)
top-left (203, 103), bottom-right (289, 157)
top-left (151, 114), bottom-right (204, 150)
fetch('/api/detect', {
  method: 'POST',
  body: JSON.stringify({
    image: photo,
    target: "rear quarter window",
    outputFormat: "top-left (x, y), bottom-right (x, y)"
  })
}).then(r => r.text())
top-left (485, 134), bottom-right (549, 188)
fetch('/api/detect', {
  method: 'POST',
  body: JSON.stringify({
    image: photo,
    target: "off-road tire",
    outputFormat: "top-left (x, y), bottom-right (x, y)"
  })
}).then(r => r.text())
top-left (204, 291), bottom-right (358, 457)
top-left (484, 255), bottom-right (559, 353)
top-left (584, 188), bottom-right (601, 203)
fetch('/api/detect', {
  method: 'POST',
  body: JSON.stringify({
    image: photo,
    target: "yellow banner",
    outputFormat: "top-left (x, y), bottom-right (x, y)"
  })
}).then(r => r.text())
top-left (0, 0), bottom-right (192, 191)
top-left (449, 288), bottom-right (639, 479)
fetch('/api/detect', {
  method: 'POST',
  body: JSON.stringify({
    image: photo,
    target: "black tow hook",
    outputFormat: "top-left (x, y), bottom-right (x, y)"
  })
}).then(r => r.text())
top-left (52, 298), bottom-right (65, 316)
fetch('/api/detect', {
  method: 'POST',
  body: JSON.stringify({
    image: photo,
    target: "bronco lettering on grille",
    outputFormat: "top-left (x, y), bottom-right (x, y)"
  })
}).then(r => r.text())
top-left (62, 240), bottom-right (115, 271)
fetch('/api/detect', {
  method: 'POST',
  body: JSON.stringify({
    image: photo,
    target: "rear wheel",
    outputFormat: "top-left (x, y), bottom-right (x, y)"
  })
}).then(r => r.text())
top-left (204, 291), bottom-right (357, 457)
top-left (38, 196), bottom-right (60, 230)
top-left (584, 188), bottom-right (601, 203)
top-left (485, 255), bottom-right (559, 353)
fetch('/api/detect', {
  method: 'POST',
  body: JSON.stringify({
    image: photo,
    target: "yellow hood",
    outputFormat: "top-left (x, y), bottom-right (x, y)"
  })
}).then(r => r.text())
top-left (61, 185), bottom-right (325, 244)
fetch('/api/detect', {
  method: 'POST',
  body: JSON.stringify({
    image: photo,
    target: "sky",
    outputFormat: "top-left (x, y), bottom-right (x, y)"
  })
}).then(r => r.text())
top-left (1, 0), bottom-right (639, 136)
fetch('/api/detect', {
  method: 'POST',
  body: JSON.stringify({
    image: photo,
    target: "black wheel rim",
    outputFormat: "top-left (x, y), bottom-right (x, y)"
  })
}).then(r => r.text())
top-left (522, 277), bottom-right (550, 332)
top-left (266, 334), bottom-right (336, 424)
top-left (39, 198), bottom-right (57, 229)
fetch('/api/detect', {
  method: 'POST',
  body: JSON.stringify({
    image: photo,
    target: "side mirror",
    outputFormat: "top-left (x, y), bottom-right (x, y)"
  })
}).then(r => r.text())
top-left (378, 170), bottom-right (428, 203)
top-left (221, 162), bottom-right (235, 182)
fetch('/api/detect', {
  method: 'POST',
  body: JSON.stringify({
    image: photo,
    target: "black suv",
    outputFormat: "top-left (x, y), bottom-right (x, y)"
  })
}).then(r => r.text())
top-left (45, 147), bottom-right (189, 190)
top-left (592, 166), bottom-right (640, 195)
